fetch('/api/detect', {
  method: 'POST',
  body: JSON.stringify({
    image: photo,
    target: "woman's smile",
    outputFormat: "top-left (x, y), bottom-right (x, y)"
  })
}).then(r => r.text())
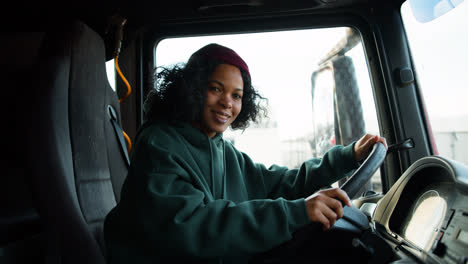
top-left (212, 110), bottom-right (231, 123)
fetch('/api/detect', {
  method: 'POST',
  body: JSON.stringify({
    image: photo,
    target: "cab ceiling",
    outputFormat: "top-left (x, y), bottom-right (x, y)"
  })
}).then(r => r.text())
top-left (13, 0), bottom-right (374, 34)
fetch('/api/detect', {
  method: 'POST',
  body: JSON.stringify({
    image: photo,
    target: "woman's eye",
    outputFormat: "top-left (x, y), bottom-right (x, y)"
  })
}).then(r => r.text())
top-left (233, 94), bottom-right (242, 100)
top-left (209, 86), bottom-right (220, 92)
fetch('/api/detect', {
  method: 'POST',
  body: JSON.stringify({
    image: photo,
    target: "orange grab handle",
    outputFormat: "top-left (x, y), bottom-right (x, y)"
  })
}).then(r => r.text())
top-left (115, 56), bottom-right (131, 104)
top-left (114, 55), bottom-right (132, 153)
top-left (122, 130), bottom-right (132, 153)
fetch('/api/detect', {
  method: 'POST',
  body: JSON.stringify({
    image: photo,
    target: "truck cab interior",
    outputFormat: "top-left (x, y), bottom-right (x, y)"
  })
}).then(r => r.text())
top-left (3, 0), bottom-right (468, 263)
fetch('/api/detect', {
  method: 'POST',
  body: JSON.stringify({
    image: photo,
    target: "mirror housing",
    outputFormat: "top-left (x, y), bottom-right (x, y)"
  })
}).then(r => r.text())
top-left (409, 0), bottom-right (464, 22)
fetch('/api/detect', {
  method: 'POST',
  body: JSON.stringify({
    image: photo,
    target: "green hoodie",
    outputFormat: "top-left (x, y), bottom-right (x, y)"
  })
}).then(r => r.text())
top-left (104, 121), bottom-right (359, 264)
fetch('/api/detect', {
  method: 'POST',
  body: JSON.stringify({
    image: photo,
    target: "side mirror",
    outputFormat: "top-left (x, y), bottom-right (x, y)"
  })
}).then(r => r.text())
top-left (409, 0), bottom-right (464, 23)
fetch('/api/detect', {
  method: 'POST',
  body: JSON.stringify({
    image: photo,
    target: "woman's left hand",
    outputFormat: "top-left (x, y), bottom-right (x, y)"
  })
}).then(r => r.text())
top-left (353, 134), bottom-right (388, 162)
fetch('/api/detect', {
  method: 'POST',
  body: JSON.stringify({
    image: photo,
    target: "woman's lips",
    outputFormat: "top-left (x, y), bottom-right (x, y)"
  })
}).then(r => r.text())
top-left (213, 111), bottom-right (230, 123)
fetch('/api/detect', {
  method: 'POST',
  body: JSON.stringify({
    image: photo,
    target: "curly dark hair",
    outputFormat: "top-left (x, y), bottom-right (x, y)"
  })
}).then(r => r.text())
top-left (144, 58), bottom-right (267, 130)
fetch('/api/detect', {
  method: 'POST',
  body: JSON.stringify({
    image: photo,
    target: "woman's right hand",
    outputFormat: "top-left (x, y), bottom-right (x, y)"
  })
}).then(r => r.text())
top-left (304, 188), bottom-right (352, 231)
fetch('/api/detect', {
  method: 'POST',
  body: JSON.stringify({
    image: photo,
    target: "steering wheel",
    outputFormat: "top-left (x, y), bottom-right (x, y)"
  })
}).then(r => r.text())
top-left (251, 143), bottom-right (388, 263)
top-left (341, 142), bottom-right (387, 199)
top-left (294, 142), bottom-right (387, 235)
top-left (331, 142), bottom-right (387, 232)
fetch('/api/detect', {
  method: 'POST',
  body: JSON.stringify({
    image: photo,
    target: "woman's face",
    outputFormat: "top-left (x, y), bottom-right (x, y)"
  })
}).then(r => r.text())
top-left (196, 63), bottom-right (243, 138)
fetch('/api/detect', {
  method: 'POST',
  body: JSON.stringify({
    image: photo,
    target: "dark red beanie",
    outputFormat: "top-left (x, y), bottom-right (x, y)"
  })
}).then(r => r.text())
top-left (187, 43), bottom-right (250, 79)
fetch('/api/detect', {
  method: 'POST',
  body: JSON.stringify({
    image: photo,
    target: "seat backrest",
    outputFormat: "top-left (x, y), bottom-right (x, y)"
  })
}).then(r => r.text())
top-left (29, 20), bottom-right (128, 263)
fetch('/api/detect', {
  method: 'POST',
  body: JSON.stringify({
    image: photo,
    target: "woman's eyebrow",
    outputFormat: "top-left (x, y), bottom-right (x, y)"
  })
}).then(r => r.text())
top-left (209, 80), bottom-right (243, 91)
top-left (209, 80), bottom-right (224, 87)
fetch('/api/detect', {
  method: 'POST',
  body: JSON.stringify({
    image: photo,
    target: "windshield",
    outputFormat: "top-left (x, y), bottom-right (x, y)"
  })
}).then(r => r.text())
top-left (401, 1), bottom-right (468, 164)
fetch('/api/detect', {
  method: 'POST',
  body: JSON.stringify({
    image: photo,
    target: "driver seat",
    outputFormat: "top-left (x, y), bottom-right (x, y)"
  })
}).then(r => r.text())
top-left (28, 20), bottom-right (129, 263)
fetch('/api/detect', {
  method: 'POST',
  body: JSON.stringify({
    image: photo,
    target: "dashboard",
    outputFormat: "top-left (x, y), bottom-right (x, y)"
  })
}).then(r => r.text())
top-left (373, 156), bottom-right (468, 263)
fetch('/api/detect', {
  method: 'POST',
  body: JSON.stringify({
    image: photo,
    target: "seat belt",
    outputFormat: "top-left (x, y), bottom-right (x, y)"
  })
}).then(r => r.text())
top-left (108, 105), bottom-right (130, 167)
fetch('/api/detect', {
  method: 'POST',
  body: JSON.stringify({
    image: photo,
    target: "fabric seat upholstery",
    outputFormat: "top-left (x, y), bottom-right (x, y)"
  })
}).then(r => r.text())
top-left (29, 20), bottom-right (128, 263)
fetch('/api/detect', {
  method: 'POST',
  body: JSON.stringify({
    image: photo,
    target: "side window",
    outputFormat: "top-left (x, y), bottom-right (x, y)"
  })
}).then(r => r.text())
top-left (155, 27), bottom-right (381, 192)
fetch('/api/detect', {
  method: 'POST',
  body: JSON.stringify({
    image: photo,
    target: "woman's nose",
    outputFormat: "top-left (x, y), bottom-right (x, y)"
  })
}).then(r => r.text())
top-left (219, 94), bottom-right (232, 108)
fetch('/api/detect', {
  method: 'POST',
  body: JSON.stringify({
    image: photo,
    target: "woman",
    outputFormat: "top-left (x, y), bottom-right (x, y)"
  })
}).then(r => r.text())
top-left (104, 43), bottom-right (387, 263)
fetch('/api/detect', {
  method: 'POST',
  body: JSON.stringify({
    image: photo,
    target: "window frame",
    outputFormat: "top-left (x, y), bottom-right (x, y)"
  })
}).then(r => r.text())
top-left (137, 6), bottom-right (429, 193)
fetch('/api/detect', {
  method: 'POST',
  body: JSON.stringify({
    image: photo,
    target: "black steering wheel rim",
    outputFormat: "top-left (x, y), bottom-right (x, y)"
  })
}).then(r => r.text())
top-left (250, 143), bottom-right (388, 263)
top-left (340, 142), bottom-right (387, 199)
